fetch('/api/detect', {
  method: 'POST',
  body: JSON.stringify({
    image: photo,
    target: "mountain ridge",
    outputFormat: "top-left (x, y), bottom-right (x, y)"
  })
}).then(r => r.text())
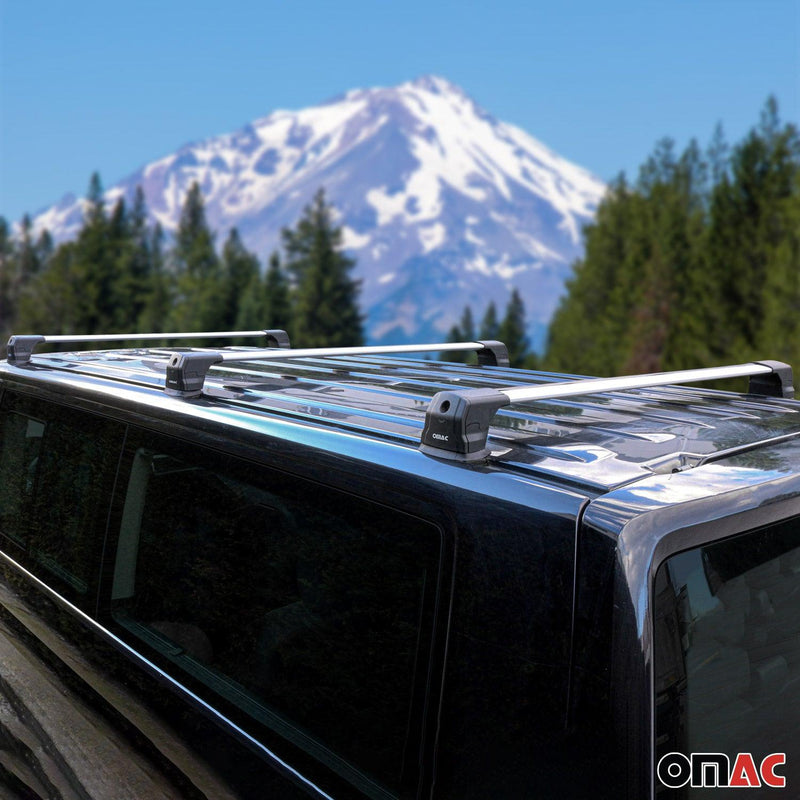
top-left (32, 75), bottom-right (606, 347)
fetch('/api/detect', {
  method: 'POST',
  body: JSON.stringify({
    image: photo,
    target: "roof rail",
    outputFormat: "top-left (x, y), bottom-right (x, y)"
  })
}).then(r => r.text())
top-left (420, 361), bottom-right (796, 462)
top-left (6, 330), bottom-right (291, 366)
top-left (165, 340), bottom-right (510, 397)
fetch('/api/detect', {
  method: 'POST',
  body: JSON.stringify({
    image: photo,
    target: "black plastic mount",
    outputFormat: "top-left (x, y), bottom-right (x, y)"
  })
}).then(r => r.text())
top-left (6, 335), bottom-right (45, 365)
top-left (749, 361), bottom-right (795, 399)
top-left (263, 329), bottom-right (291, 349)
top-left (420, 388), bottom-right (510, 462)
top-left (164, 330), bottom-right (291, 398)
top-left (165, 352), bottom-right (224, 397)
top-left (476, 340), bottom-right (510, 367)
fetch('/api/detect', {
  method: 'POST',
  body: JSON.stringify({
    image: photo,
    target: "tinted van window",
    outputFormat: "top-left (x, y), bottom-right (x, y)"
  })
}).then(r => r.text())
top-left (109, 432), bottom-right (441, 798)
top-left (655, 518), bottom-right (800, 796)
top-left (0, 392), bottom-right (124, 600)
top-left (0, 405), bottom-right (44, 549)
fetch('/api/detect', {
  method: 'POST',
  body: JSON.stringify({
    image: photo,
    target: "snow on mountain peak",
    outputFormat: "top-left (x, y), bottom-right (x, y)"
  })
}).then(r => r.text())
top-left (29, 76), bottom-right (606, 349)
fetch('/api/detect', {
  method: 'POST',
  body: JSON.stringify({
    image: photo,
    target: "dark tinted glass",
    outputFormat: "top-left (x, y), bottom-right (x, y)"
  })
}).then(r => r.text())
top-left (110, 433), bottom-right (440, 798)
top-left (655, 517), bottom-right (800, 796)
top-left (0, 393), bottom-right (124, 598)
top-left (0, 408), bottom-right (44, 549)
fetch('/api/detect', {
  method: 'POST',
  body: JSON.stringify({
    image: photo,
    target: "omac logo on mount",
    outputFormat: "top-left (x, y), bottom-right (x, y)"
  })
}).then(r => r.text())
top-left (657, 753), bottom-right (787, 789)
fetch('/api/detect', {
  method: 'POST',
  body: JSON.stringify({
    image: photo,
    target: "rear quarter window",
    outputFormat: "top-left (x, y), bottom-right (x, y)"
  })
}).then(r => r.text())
top-left (655, 517), bottom-right (800, 796)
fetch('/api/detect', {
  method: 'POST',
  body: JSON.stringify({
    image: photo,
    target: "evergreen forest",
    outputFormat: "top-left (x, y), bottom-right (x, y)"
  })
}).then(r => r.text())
top-left (0, 184), bottom-right (363, 350)
top-left (544, 98), bottom-right (800, 376)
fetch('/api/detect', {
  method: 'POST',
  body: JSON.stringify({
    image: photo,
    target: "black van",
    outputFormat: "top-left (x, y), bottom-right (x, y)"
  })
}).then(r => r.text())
top-left (1, 331), bottom-right (799, 799)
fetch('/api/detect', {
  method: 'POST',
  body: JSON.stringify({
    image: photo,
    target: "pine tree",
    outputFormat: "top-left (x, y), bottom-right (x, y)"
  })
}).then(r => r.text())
top-left (169, 182), bottom-right (225, 334)
top-left (107, 197), bottom-right (130, 329)
top-left (625, 139), bottom-right (707, 373)
top-left (499, 289), bottom-right (529, 367)
top-left (4, 219), bottom-right (57, 340)
top-left (263, 250), bottom-right (291, 331)
top-left (546, 174), bottom-right (641, 375)
top-left (659, 139), bottom-right (710, 371)
top-left (707, 122), bottom-right (730, 187)
top-left (235, 251), bottom-right (292, 335)
top-left (460, 306), bottom-right (476, 341)
top-left (139, 223), bottom-right (171, 334)
top-left (479, 302), bottom-right (500, 340)
top-left (282, 188), bottom-right (363, 347)
top-left (72, 172), bottom-right (115, 333)
top-left (442, 305), bottom-right (477, 362)
top-left (442, 321), bottom-right (464, 363)
top-left (108, 197), bottom-right (128, 250)
top-left (0, 217), bottom-right (14, 337)
top-left (221, 228), bottom-right (259, 329)
top-left (703, 98), bottom-right (800, 363)
top-left (445, 322), bottom-right (462, 343)
top-left (235, 275), bottom-right (263, 334)
top-left (109, 187), bottom-right (153, 331)
top-left (17, 241), bottom-right (80, 335)
top-left (16, 214), bottom-right (42, 286)
top-left (35, 230), bottom-right (54, 271)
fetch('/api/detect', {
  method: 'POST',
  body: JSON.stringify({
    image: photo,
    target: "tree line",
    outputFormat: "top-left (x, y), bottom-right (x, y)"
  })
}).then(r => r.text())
top-left (544, 97), bottom-right (800, 376)
top-left (443, 290), bottom-right (537, 368)
top-left (1, 171), bottom-right (544, 365)
top-left (0, 179), bottom-right (364, 348)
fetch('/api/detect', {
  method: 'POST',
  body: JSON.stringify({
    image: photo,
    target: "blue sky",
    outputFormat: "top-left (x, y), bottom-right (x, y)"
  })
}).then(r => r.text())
top-left (1, 0), bottom-right (798, 224)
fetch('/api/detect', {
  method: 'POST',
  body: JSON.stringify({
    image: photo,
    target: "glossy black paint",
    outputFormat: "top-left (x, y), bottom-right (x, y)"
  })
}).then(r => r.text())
top-left (582, 439), bottom-right (800, 799)
top-left (0, 373), bottom-right (587, 798)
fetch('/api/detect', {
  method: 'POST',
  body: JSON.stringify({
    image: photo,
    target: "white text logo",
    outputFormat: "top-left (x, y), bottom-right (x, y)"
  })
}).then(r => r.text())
top-left (657, 752), bottom-right (786, 789)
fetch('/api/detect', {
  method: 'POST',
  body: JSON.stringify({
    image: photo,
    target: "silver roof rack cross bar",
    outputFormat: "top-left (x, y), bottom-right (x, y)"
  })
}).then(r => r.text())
top-left (164, 340), bottom-right (510, 398)
top-left (6, 330), bottom-right (291, 366)
top-left (212, 339), bottom-right (509, 365)
top-left (420, 361), bottom-right (796, 462)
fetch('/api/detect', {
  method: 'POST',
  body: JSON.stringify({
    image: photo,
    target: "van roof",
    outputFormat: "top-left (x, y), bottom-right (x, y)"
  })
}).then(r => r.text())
top-left (6, 344), bottom-right (800, 493)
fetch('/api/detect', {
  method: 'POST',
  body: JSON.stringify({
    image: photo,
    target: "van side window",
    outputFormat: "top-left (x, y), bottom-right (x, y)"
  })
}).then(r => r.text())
top-left (0, 407), bottom-right (44, 549)
top-left (655, 517), bottom-right (800, 794)
top-left (0, 392), bottom-right (125, 599)
top-left (110, 433), bottom-right (441, 798)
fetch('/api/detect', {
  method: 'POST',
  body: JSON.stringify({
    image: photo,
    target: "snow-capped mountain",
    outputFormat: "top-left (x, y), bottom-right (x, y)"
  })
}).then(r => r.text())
top-left (33, 75), bottom-right (605, 348)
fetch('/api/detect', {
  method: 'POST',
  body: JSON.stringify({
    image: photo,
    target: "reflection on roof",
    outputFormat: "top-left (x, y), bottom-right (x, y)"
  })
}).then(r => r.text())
top-left (20, 347), bottom-right (800, 493)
